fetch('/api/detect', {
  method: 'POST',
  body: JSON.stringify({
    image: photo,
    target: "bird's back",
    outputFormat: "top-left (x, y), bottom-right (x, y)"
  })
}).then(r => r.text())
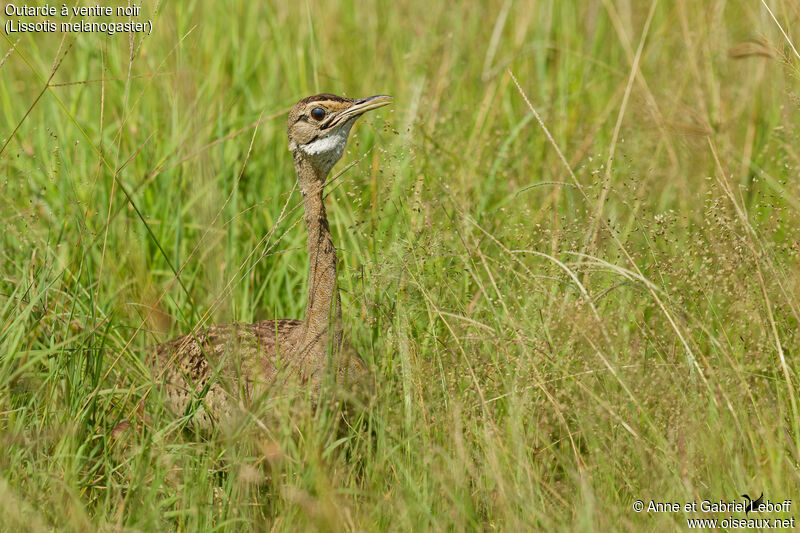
top-left (152, 319), bottom-right (303, 430)
top-left (151, 318), bottom-right (371, 430)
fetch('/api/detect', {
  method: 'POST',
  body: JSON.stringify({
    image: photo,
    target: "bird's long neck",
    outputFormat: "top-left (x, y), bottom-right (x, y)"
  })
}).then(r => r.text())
top-left (294, 156), bottom-right (343, 351)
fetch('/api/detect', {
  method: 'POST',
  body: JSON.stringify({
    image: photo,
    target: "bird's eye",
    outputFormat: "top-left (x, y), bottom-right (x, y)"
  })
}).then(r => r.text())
top-left (311, 107), bottom-right (326, 120)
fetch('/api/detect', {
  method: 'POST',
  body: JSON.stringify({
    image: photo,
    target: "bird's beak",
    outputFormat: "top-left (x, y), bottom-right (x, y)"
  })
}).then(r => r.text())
top-left (351, 95), bottom-right (393, 114)
top-left (323, 95), bottom-right (392, 129)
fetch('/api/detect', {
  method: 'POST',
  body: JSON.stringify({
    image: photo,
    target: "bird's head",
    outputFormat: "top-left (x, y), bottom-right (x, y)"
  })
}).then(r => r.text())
top-left (287, 93), bottom-right (392, 178)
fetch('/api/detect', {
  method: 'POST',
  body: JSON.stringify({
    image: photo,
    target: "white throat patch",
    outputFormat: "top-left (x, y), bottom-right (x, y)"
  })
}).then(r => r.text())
top-left (298, 120), bottom-right (356, 174)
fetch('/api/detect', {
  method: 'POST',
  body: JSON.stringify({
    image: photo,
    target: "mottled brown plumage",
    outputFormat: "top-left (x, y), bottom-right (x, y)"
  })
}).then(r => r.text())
top-left (152, 93), bottom-right (391, 430)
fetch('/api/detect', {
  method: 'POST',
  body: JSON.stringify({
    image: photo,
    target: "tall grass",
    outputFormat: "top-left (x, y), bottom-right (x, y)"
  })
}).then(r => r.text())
top-left (1, 0), bottom-right (799, 530)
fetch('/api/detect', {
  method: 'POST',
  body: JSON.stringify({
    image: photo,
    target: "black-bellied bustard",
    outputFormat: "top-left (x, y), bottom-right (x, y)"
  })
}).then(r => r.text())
top-left (152, 94), bottom-right (391, 430)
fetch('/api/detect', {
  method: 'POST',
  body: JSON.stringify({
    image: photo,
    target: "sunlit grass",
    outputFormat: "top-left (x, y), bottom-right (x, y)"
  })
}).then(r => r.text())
top-left (1, 0), bottom-right (799, 530)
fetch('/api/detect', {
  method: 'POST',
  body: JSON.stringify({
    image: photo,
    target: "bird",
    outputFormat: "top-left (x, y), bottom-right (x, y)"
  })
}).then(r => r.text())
top-left (742, 492), bottom-right (764, 515)
top-left (151, 93), bottom-right (392, 431)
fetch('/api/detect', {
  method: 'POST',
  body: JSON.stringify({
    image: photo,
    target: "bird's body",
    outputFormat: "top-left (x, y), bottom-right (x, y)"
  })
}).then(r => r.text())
top-left (151, 93), bottom-right (391, 430)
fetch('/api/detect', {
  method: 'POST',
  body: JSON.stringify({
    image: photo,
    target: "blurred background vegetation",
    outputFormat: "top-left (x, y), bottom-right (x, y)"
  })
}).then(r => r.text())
top-left (1, 0), bottom-right (799, 530)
